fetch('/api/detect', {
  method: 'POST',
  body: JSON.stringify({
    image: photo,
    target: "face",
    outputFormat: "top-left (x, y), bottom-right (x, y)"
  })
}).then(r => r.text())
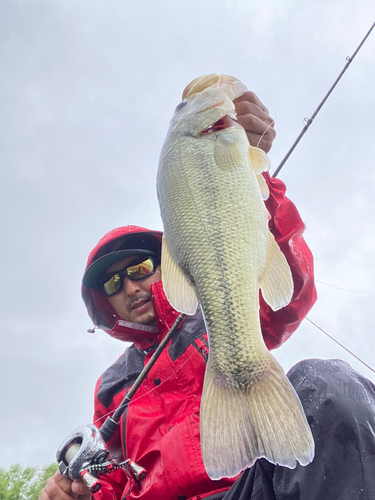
top-left (103, 255), bottom-right (161, 325)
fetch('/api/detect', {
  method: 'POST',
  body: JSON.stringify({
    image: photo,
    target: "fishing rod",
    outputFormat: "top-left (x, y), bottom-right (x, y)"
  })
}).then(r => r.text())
top-left (56, 313), bottom-right (185, 493)
top-left (100, 312), bottom-right (186, 442)
top-left (271, 22), bottom-right (375, 375)
top-left (272, 21), bottom-right (375, 178)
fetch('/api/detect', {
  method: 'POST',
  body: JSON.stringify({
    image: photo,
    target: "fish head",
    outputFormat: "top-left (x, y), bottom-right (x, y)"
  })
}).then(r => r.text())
top-left (169, 74), bottom-right (247, 137)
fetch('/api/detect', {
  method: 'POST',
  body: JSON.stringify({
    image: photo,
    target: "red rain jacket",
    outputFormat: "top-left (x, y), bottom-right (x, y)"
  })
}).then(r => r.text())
top-left (82, 173), bottom-right (317, 500)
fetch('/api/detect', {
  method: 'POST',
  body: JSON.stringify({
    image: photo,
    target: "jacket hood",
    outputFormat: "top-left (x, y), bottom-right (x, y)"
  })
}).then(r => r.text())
top-left (82, 225), bottom-right (164, 349)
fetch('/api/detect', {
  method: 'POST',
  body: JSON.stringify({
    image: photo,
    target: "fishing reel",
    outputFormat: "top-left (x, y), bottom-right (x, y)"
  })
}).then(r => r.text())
top-left (56, 424), bottom-right (147, 493)
top-left (57, 425), bottom-right (111, 493)
top-left (56, 316), bottom-right (185, 493)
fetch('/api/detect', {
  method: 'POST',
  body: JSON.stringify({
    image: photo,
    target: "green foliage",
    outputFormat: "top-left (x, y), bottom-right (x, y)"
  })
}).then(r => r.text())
top-left (0, 463), bottom-right (58, 500)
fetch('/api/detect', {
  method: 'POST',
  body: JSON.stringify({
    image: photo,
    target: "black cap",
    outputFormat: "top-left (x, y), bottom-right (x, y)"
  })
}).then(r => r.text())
top-left (83, 233), bottom-right (161, 289)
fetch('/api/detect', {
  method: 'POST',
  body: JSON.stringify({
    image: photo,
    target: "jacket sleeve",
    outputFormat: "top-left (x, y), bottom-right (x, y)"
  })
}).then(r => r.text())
top-left (260, 173), bottom-right (317, 350)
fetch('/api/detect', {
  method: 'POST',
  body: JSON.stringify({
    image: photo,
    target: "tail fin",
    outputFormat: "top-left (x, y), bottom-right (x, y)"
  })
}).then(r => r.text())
top-left (200, 354), bottom-right (315, 480)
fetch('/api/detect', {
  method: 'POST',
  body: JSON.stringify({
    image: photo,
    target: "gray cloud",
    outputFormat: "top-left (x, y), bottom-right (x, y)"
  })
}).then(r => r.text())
top-left (1, 0), bottom-right (374, 468)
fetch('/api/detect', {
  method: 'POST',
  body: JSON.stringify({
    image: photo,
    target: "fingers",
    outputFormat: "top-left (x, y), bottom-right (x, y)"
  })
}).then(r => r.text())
top-left (71, 479), bottom-right (91, 498)
top-left (234, 91), bottom-right (269, 113)
top-left (39, 470), bottom-right (91, 500)
top-left (39, 471), bottom-right (73, 500)
top-left (233, 91), bottom-right (276, 153)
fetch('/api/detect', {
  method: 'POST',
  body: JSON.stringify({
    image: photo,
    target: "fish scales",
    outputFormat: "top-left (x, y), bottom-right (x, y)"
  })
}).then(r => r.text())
top-left (161, 132), bottom-right (269, 380)
top-left (157, 73), bottom-right (315, 480)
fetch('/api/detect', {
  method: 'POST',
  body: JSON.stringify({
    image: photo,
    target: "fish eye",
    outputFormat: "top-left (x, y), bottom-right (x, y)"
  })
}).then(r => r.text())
top-left (175, 101), bottom-right (187, 111)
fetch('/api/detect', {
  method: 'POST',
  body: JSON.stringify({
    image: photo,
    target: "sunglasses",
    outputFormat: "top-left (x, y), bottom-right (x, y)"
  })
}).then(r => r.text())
top-left (99, 256), bottom-right (159, 297)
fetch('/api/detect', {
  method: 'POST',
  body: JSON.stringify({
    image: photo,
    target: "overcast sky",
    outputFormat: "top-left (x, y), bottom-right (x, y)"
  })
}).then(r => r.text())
top-left (1, 0), bottom-right (374, 470)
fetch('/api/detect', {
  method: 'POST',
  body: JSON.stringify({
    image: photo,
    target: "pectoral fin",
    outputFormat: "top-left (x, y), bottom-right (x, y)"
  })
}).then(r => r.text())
top-left (256, 173), bottom-right (269, 200)
top-left (248, 146), bottom-right (270, 199)
top-left (249, 146), bottom-right (270, 174)
top-left (214, 134), bottom-right (243, 170)
top-left (260, 233), bottom-right (294, 311)
top-left (161, 235), bottom-right (198, 315)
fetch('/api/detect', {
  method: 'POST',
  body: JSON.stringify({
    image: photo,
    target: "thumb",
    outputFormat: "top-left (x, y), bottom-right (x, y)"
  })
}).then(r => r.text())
top-left (71, 479), bottom-right (91, 498)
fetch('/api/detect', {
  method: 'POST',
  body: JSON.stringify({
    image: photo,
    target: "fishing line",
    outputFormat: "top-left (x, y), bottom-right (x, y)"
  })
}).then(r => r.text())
top-left (256, 120), bottom-right (275, 149)
top-left (267, 23), bottom-right (375, 372)
top-left (306, 317), bottom-right (375, 375)
top-left (166, 83), bottom-right (186, 115)
top-left (272, 21), bottom-right (375, 178)
top-left (93, 346), bottom-right (196, 426)
top-left (315, 280), bottom-right (375, 294)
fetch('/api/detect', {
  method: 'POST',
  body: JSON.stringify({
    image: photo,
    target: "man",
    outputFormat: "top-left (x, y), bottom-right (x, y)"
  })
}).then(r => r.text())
top-left (40, 93), bottom-right (375, 500)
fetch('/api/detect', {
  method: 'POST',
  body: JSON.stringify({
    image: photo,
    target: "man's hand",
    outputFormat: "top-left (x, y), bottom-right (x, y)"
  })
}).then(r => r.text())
top-left (234, 91), bottom-right (276, 153)
top-left (39, 470), bottom-right (91, 500)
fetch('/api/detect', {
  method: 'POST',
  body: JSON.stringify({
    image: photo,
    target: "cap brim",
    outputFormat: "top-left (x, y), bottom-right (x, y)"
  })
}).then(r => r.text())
top-left (83, 249), bottom-right (158, 289)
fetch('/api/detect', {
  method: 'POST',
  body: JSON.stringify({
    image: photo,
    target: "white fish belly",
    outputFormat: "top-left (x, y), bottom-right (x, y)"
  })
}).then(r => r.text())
top-left (158, 129), bottom-right (270, 374)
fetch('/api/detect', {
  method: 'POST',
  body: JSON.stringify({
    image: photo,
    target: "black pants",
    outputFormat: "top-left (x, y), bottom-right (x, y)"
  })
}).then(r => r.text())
top-left (214, 359), bottom-right (375, 500)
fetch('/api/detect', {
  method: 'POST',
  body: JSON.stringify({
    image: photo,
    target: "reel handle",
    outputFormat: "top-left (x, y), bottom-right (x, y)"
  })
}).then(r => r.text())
top-left (80, 470), bottom-right (102, 493)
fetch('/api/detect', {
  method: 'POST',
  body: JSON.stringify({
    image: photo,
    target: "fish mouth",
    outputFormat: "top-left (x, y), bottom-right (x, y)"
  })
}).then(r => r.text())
top-left (201, 115), bottom-right (237, 135)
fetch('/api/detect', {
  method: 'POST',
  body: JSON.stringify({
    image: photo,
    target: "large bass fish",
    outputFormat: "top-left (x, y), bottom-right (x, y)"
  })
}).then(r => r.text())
top-left (156, 74), bottom-right (314, 480)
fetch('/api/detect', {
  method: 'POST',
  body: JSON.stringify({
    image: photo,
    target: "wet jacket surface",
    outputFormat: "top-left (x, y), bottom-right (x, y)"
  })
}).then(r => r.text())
top-left (82, 174), bottom-right (317, 500)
